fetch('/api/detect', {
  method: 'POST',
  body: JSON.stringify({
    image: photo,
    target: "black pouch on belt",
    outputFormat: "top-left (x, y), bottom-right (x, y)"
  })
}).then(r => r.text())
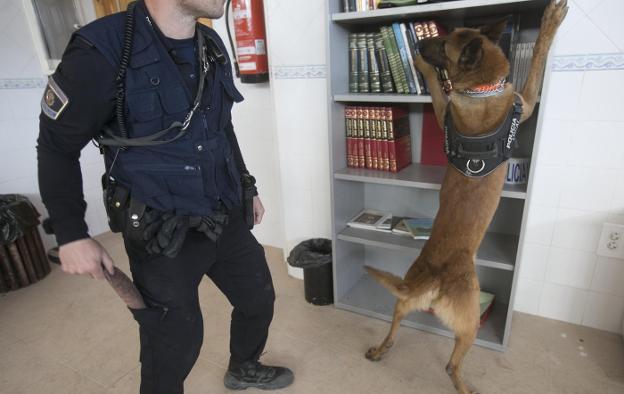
top-left (102, 175), bottom-right (130, 233)
top-left (241, 174), bottom-right (256, 229)
top-left (125, 199), bottom-right (147, 242)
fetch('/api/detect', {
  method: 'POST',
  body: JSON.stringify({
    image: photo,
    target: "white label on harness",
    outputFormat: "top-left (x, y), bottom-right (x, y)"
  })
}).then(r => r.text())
top-left (506, 118), bottom-right (520, 149)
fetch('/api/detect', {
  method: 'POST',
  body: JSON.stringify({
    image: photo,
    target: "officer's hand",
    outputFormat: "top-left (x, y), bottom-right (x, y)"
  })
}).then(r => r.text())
top-left (59, 238), bottom-right (115, 280)
top-left (253, 196), bottom-right (265, 225)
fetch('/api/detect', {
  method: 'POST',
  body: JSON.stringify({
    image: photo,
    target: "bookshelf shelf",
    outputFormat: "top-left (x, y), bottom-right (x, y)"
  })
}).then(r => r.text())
top-left (334, 163), bottom-right (528, 199)
top-left (334, 93), bottom-right (433, 103)
top-left (328, 0), bottom-right (552, 351)
top-left (332, 0), bottom-right (549, 25)
top-left (336, 274), bottom-right (507, 351)
top-left (338, 227), bottom-right (518, 271)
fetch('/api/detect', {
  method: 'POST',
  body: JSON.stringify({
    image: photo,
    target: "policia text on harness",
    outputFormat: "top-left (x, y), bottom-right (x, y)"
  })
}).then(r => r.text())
top-left (82, 1), bottom-right (257, 257)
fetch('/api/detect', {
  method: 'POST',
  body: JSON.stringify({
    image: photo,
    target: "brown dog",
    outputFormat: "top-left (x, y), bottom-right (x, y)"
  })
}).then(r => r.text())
top-left (364, 1), bottom-right (568, 393)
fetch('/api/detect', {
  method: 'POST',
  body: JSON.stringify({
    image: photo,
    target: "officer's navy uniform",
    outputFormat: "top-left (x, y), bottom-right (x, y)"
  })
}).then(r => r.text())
top-left (37, 2), bottom-right (276, 393)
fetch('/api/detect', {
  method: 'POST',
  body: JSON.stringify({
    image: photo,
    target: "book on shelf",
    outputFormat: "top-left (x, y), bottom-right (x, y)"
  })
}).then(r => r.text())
top-left (343, 0), bottom-right (379, 12)
top-left (363, 107), bottom-right (373, 168)
top-left (357, 33), bottom-right (370, 93)
top-left (479, 291), bottom-right (495, 326)
top-left (374, 32), bottom-right (395, 93)
top-left (390, 217), bottom-right (433, 239)
top-left (511, 42), bottom-right (538, 92)
top-left (345, 104), bottom-right (411, 173)
top-left (347, 209), bottom-right (392, 230)
top-left (380, 26), bottom-right (408, 94)
top-left (420, 104), bottom-right (447, 166)
top-left (392, 23), bottom-right (418, 94)
top-left (391, 218), bottom-right (412, 237)
top-left (403, 217), bottom-right (433, 239)
top-left (386, 105), bottom-right (412, 173)
top-left (367, 33), bottom-right (382, 93)
top-left (349, 33), bottom-right (359, 93)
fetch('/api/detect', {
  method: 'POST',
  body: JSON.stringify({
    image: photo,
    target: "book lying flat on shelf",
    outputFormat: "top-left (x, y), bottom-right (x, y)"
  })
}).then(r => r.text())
top-left (347, 209), bottom-right (392, 230)
top-left (390, 218), bottom-right (412, 236)
top-left (403, 217), bottom-right (433, 239)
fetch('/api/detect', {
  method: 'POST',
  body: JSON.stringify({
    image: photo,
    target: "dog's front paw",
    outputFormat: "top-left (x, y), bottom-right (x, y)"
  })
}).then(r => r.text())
top-left (365, 347), bottom-right (383, 361)
top-left (543, 0), bottom-right (569, 32)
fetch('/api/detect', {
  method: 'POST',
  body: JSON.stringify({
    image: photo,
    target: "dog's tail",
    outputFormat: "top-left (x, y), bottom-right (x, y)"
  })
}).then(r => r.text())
top-left (365, 266), bottom-right (410, 299)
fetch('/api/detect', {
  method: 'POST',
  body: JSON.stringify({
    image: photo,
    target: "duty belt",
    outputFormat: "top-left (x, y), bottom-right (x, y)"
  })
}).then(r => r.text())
top-left (444, 94), bottom-right (523, 178)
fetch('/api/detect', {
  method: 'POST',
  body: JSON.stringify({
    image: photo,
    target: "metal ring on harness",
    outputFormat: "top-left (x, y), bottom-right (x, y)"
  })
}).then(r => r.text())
top-left (466, 159), bottom-right (486, 175)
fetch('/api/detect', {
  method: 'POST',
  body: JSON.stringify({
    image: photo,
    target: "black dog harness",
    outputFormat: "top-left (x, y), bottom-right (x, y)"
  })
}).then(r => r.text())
top-left (444, 94), bottom-right (523, 178)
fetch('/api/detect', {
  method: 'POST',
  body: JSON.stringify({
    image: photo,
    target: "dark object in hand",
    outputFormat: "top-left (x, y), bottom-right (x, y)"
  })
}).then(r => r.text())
top-left (241, 173), bottom-right (257, 229)
top-left (103, 266), bottom-right (146, 310)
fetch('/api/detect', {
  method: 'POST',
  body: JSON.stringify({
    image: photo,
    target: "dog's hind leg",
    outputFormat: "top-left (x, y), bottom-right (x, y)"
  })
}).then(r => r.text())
top-left (365, 299), bottom-right (409, 361)
top-left (446, 328), bottom-right (479, 394)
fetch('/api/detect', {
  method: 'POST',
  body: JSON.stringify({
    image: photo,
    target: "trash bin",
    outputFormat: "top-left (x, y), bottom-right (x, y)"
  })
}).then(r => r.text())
top-left (287, 238), bottom-right (333, 305)
top-left (0, 194), bottom-right (50, 292)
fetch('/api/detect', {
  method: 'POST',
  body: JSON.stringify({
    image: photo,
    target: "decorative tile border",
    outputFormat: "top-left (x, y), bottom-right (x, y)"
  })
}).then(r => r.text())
top-left (0, 78), bottom-right (47, 89)
top-left (272, 65), bottom-right (326, 79)
top-left (552, 53), bottom-right (624, 72)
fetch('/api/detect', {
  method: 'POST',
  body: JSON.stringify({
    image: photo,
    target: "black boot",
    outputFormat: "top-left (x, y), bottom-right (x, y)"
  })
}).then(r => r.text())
top-left (224, 360), bottom-right (294, 391)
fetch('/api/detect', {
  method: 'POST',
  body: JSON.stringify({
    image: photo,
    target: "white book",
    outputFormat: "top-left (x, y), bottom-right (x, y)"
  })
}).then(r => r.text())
top-left (347, 209), bottom-right (392, 230)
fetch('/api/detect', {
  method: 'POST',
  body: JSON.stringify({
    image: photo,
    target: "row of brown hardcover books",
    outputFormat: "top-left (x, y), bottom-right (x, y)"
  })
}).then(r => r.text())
top-left (345, 105), bottom-right (412, 173)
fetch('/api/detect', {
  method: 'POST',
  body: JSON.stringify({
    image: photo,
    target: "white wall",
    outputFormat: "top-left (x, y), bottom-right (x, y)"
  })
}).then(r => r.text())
top-left (514, 0), bottom-right (624, 333)
top-left (263, 0), bottom-right (331, 277)
top-left (0, 0), bottom-right (108, 251)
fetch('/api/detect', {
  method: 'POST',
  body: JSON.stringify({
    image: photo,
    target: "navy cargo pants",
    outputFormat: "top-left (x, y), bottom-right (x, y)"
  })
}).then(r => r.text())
top-left (124, 207), bottom-right (275, 394)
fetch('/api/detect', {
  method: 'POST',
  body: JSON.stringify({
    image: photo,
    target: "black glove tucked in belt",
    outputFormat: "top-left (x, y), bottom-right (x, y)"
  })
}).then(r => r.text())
top-left (141, 209), bottom-right (229, 258)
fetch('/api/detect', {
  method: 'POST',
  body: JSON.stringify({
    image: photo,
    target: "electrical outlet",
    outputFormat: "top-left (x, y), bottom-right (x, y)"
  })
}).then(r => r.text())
top-left (597, 223), bottom-right (624, 259)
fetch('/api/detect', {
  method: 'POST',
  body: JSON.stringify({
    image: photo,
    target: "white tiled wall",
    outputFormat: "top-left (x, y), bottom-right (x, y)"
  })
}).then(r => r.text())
top-left (263, 0), bottom-right (331, 278)
top-left (514, 0), bottom-right (624, 333)
top-left (0, 0), bottom-right (107, 250)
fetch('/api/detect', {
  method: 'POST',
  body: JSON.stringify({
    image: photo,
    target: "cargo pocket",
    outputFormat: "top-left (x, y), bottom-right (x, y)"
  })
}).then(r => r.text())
top-left (125, 163), bottom-right (205, 213)
top-left (126, 89), bottom-right (163, 138)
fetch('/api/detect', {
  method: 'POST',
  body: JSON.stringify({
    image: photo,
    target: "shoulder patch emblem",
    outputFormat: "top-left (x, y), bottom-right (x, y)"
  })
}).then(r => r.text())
top-left (41, 76), bottom-right (69, 120)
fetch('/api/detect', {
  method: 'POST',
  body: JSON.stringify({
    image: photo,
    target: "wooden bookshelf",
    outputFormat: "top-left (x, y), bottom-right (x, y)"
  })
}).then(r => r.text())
top-left (326, 0), bottom-right (554, 351)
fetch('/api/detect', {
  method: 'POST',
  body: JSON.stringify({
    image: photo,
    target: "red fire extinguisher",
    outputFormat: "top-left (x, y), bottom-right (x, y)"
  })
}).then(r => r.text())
top-left (225, 0), bottom-right (269, 83)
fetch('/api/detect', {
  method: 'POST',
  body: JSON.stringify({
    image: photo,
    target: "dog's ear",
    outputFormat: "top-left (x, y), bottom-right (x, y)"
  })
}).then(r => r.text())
top-left (458, 37), bottom-right (484, 71)
top-left (479, 18), bottom-right (508, 44)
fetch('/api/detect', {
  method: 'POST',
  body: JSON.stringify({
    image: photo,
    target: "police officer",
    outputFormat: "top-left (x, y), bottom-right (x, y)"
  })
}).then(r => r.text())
top-left (37, 0), bottom-right (293, 392)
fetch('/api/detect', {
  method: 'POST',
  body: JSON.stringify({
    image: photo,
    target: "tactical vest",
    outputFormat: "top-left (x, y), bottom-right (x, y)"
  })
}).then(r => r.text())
top-left (77, 2), bottom-right (244, 216)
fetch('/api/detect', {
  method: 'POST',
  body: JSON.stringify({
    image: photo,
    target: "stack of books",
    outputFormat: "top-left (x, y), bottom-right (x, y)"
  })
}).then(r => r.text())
top-left (348, 20), bottom-right (445, 95)
top-left (342, 0), bottom-right (380, 12)
top-left (345, 105), bottom-right (412, 173)
top-left (347, 209), bottom-right (433, 240)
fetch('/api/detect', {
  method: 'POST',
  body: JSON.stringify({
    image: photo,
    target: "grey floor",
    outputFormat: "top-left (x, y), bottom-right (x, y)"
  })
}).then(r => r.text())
top-left (1, 232), bottom-right (623, 393)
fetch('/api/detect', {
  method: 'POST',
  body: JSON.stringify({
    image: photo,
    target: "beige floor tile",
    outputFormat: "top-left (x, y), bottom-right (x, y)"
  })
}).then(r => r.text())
top-left (2, 232), bottom-right (624, 394)
top-left (0, 340), bottom-right (106, 394)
